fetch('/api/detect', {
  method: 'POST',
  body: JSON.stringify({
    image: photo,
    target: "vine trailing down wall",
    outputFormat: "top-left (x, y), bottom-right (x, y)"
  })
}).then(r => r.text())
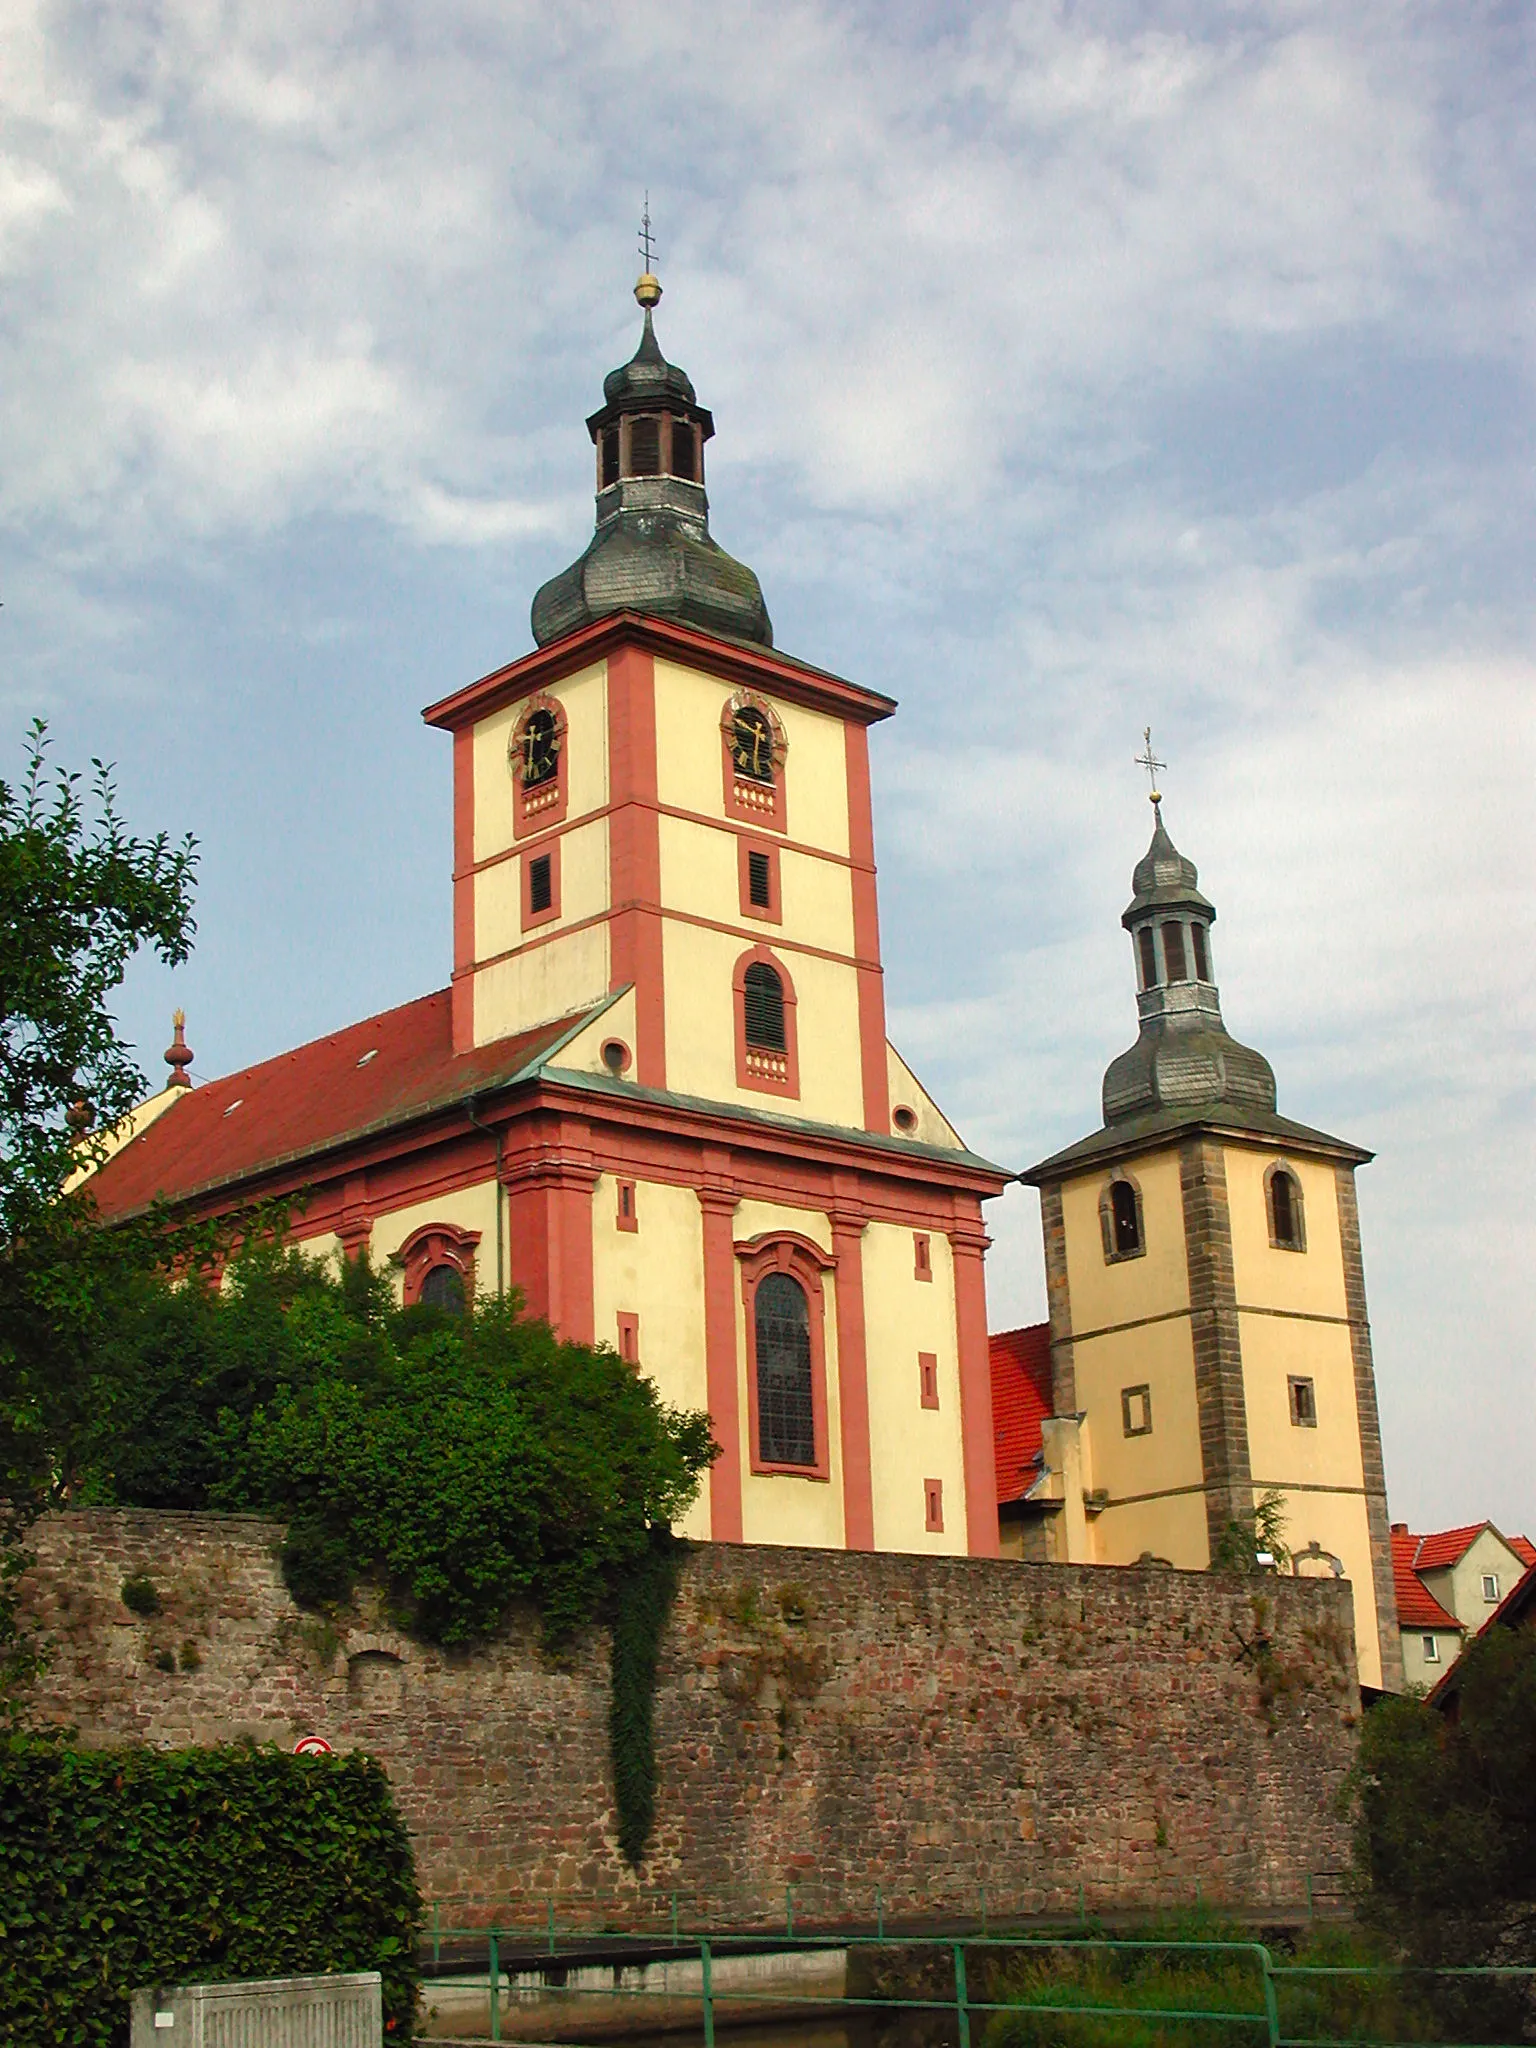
top-left (20, 1510), bottom-right (1360, 1923)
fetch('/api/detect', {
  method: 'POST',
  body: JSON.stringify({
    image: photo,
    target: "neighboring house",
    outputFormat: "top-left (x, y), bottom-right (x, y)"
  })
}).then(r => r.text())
top-left (1430, 1555), bottom-right (1536, 1712)
top-left (1392, 1522), bottom-right (1536, 1689)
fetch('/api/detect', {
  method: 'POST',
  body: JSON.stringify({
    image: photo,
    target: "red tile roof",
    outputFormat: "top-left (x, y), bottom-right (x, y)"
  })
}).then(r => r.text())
top-left (991, 1323), bottom-right (1053, 1505)
top-left (1391, 1526), bottom-right (1461, 1631)
top-left (85, 989), bottom-right (598, 1219)
top-left (1512, 1537), bottom-right (1536, 1570)
top-left (1410, 1522), bottom-right (1490, 1571)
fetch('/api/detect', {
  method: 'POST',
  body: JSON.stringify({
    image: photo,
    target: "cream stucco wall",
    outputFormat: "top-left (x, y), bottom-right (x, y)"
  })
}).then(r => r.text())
top-left (1401, 1622), bottom-right (1462, 1692)
top-left (1062, 1151), bottom-right (1191, 1336)
top-left (732, 1198), bottom-right (846, 1551)
top-left (472, 923), bottom-right (611, 1046)
top-left (1240, 1315), bottom-right (1362, 1492)
top-left (1420, 1526), bottom-right (1526, 1628)
top-left (284, 1231), bottom-right (343, 1281)
top-left (368, 1179), bottom-right (503, 1301)
top-left (652, 658), bottom-right (851, 855)
top-left (591, 1174), bottom-right (712, 1543)
top-left (1263, 1486), bottom-right (1383, 1690)
top-left (886, 1045), bottom-right (963, 1149)
top-left (1225, 1147), bottom-right (1348, 1318)
top-left (655, 815), bottom-right (856, 958)
top-left (659, 920), bottom-right (865, 1126)
top-left (1072, 1318), bottom-right (1205, 1534)
top-left (472, 660), bottom-right (608, 867)
top-left (66, 1086), bottom-right (187, 1193)
top-left (861, 1221), bottom-right (969, 1554)
top-left (473, 816), bottom-right (610, 968)
top-left (548, 988), bottom-right (639, 1078)
top-left (1092, 1491), bottom-right (1211, 1571)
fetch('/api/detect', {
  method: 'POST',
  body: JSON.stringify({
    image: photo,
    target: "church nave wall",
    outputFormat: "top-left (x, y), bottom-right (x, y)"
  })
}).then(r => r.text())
top-left (861, 1219), bottom-right (969, 1555)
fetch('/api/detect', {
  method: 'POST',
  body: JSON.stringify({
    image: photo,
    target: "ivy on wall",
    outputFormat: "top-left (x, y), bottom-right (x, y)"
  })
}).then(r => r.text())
top-left (608, 1532), bottom-right (683, 1870)
top-left (0, 1738), bottom-right (421, 2046)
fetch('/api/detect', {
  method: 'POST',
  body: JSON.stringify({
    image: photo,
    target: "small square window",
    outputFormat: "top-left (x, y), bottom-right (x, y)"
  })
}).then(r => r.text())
top-left (913, 1232), bottom-right (932, 1282)
top-left (924, 1478), bottom-right (944, 1533)
top-left (1121, 1384), bottom-right (1152, 1437)
top-left (1482, 1573), bottom-right (1500, 1603)
top-left (1422, 1634), bottom-right (1441, 1663)
top-left (1288, 1376), bottom-right (1317, 1428)
top-left (918, 1351), bottom-right (939, 1411)
top-left (617, 1312), bottom-right (640, 1367)
top-left (616, 1179), bottom-right (638, 1233)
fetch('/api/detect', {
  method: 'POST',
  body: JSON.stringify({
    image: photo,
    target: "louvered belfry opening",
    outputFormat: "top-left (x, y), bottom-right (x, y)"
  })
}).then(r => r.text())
top-left (629, 415), bottom-right (661, 476)
top-left (755, 1272), bottom-right (814, 1466)
top-left (529, 855), bottom-right (553, 914)
top-left (743, 963), bottom-right (786, 1049)
top-left (1161, 921), bottom-right (1188, 982)
top-left (670, 417), bottom-right (697, 480)
top-left (747, 850), bottom-right (772, 908)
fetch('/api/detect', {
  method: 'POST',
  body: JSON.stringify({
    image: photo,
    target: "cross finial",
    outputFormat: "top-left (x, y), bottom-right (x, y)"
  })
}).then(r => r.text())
top-left (1136, 727), bottom-right (1166, 810)
top-left (639, 193), bottom-right (655, 274)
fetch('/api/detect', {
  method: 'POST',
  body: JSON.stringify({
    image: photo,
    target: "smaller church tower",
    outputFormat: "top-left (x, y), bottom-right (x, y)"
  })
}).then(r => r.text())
top-left (1021, 786), bottom-right (1402, 1691)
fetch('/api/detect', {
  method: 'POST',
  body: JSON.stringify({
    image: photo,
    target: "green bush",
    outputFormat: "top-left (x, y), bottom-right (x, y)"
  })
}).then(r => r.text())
top-left (0, 1736), bottom-right (420, 2046)
top-left (119, 1573), bottom-right (159, 1616)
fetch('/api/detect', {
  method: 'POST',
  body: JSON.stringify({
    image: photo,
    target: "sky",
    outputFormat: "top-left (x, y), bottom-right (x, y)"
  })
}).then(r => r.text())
top-left (2, 0), bottom-right (1531, 1535)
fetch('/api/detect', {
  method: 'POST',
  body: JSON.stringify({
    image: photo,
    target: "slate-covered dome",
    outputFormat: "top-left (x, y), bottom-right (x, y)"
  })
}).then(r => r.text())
top-left (530, 276), bottom-right (773, 649)
top-left (1102, 801), bottom-right (1276, 1126)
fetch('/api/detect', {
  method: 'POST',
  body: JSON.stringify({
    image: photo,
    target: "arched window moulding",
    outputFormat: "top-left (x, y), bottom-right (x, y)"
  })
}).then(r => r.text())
top-left (393, 1222), bottom-right (482, 1308)
top-left (1264, 1160), bottom-right (1306, 1252)
top-left (733, 944), bottom-right (800, 1097)
top-left (1099, 1172), bottom-right (1146, 1263)
top-left (736, 1231), bottom-right (834, 1482)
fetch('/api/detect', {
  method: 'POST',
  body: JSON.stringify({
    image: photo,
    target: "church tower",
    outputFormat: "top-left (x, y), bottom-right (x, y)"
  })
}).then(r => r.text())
top-left (1020, 787), bottom-right (1402, 1690)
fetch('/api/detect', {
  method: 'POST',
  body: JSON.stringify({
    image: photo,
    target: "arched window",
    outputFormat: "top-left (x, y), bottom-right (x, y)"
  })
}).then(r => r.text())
top-left (419, 1264), bottom-right (466, 1314)
top-left (1191, 921), bottom-right (1210, 982)
top-left (737, 1231), bottom-right (834, 1480)
top-left (669, 417), bottom-right (698, 481)
top-left (1137, 926), bottom-right (1158, 989)
top-left (629, 414), bottom-right (661, 475)
top-left (743, 963), bottom-right (785, 1050)
top-left (1267, 1163), bottom-right (1306, 1251)
top-left (1099, 1173), bottom-right (1146, 1263)
top-left (755, 1273), bottom-right (814, 1467)
top-left (1162, 921), bottom-right (1188, 982)
top-left (735, 946), bottom-right (799, 1094)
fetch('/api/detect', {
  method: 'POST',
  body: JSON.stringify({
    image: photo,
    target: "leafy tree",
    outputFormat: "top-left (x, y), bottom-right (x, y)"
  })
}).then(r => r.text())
top-left (1209, 1488), bottom-right (1292, 1574)
top-left (0, 720), bottom-right (198, 1717)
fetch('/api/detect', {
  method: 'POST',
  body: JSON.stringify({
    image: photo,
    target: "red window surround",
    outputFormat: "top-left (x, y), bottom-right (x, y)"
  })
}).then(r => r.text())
top-left (919, 1351), bottom-right (939, 1411)
top-left (720, 692), bottom-right (786, 833)
top-left (617, 1312), bottom-right (640, 1367)
top-left (737, 836), bottom-right (782, 924)
top-left (512, 692), bottom-right (569, 839)
top-left (913, 1231), bottom-right (933, 1282)
top-left (616, 1178), bottom-right (638, 1232)
top-left (521, 840), bottom-right (561, 931)
top-left (733, 944), bottom-right (800, 1098)
top-left (737, 1231), bottom-right (834, 1482)
top-left (924, 1478), bottom-right (944, 1533)
top-left (394, 1222), bottom-right (481, 1307)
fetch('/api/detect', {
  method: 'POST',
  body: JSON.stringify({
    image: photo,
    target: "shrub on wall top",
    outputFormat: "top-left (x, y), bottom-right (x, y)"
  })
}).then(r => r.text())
top-left (0, 1736), bottom-right (420, 2046)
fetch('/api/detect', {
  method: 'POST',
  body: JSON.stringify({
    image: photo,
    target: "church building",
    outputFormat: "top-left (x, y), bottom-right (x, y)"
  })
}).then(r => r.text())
top-left (84, 268), bottom-right (1011, 1561)
top-left (990, 789), bottom-right (1401, 1691)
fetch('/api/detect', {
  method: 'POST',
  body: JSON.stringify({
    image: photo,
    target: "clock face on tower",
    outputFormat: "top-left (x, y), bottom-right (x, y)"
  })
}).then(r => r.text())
top-left (729, 705), bottom-right (775, 784)
top-left (520, 708), bottom-right (560, 787)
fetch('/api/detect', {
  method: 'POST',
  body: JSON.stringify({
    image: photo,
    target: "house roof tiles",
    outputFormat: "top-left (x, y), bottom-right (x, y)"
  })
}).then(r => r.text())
top-left (1391, 1527), bottom-right (1461, 1632)
top-left (991, 1323), bottom-right (1053, 1507)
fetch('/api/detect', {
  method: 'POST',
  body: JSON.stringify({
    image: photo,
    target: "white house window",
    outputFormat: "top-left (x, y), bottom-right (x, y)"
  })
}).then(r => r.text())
top-left (1422, 1634), bottom-right (1441, 1664)
top-left (1482, 1573), bottom-right (1500, 1602)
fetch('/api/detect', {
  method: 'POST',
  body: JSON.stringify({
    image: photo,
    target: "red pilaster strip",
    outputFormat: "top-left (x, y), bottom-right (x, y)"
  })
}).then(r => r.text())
top-left (452, 723), bottom-right (476, 1053)
top-left (844, 723), bottom-right (889, 1133)
top-left (951, 1214), bottom-right (1001, 1557)
top-left (699, 1171), bottom-right (743, 1542)
top-left (606, 642), bottom-right (667, 1088)
top-left (831, 1197), bottom-right (875, 1550)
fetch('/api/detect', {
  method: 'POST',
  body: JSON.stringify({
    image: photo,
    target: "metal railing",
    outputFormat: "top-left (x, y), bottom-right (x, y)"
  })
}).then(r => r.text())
top-left (412, 1915), bottom-right (1536, 2047)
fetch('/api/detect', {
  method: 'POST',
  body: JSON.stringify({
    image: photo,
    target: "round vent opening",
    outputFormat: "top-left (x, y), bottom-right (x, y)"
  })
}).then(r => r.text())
top-left (892, 1105), bottom-right (919, 1134)
top-left (601, 1038), bottom-right (632, 1076)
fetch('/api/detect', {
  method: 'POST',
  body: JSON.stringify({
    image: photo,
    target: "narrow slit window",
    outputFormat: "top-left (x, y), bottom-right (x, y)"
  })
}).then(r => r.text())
top-left (1288, 1375), bottom-right (1317, 1428)
top-left (629, 415), bottom-right (661, 475)
top-left (529, 854), bottom-right (553, 914)
top-left (755, 1273), bottom-right (814, 1467)
top-left (670, 418), bottom-right (697, 480)
top-left (743, 963), bottom-right (786, 1050)
top-left (617, 1312), bottom-right (640, 1366)
top-left (919, 1352), bottom-right (939, 1410)
top-left (913, 1232), bottom-right (932, 1281)
top-left (924, 1478), bottom-right (944, 1533)
top-left (747, 849), bottom-right (772, 908)
top-left (616, 1179), bottom-right (637, 1233)
top-left (1121, 1384), bottom-right (1152, 1437)
top-left (1138, 926), bottom-right (1158, 989)
top-left (1162, 921), bottom-right (1188, 981)
top-left (1191, 922), bottom-right (1210, 981)
top-left (600, 426), bottom-right (620, 488)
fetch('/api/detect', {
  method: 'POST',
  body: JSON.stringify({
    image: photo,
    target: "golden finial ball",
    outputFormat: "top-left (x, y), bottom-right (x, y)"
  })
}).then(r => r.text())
top-left (634, 272), bottom-right (662, 308)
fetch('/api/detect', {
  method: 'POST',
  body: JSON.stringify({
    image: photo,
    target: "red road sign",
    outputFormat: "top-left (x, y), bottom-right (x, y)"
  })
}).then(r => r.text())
top-left (292, 1734), bottom-right (333, 1755)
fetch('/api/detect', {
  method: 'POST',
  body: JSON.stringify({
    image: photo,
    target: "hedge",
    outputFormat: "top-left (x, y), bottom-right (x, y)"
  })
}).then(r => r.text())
top-left (0, 1737), bottom-right (420, 2045)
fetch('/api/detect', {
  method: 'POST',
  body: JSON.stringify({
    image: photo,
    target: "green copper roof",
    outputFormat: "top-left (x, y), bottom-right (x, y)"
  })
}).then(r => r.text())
top-left (531, 284), bottom-right (773, 650)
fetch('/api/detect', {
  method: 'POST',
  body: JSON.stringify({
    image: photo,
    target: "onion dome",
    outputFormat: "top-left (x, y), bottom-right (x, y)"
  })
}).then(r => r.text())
top-left (531, 273), bottom-right (773, 649)
top-left (1102, 799), bottom-right (1276, 1125)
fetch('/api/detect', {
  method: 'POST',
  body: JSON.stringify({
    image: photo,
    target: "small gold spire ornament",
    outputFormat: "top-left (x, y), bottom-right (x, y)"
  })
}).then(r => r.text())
top-left (635, 191), bottom-right (661, 306)
top-left (1136, 727), bottom-right (1167, 810)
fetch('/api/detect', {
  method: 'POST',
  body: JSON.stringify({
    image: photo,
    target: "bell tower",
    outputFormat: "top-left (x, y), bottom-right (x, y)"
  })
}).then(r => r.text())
top-left (1021, 770), bottom-right (1402, 1691)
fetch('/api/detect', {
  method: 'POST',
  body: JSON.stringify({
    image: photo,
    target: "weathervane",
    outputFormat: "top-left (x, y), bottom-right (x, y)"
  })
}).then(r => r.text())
top-left (1136, 727), bottom-right (1166, 811)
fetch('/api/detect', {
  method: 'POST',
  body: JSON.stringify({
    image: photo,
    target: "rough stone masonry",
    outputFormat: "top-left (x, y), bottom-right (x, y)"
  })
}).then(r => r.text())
top-left (21, 1510), bottom-right (1357, 1923)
